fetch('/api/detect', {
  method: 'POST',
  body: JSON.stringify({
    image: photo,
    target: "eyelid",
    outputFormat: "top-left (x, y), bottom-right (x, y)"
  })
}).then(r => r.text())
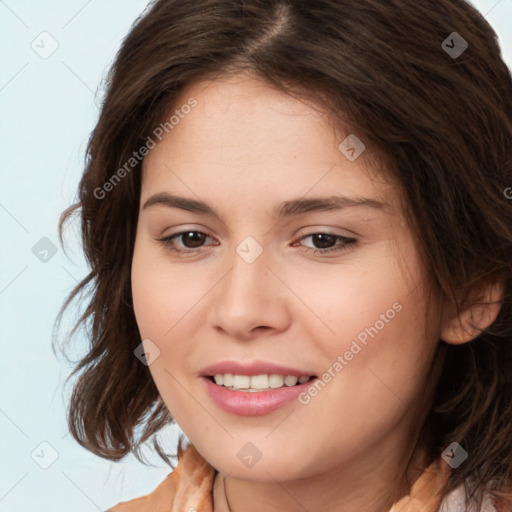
top-left (294, 225), bottom-right (360, 238)
top-left (157, 225), bottom-right (355, 244)
top-left (156, 229), bottom-right (217, 255)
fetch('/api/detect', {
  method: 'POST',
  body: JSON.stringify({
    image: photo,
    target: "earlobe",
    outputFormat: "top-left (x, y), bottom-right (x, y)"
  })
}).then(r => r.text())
top-left (439, 279), bottom-right (505, 345)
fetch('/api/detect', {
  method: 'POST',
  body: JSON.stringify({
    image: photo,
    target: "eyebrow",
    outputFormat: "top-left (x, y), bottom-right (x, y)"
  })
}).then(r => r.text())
top-left (142, 192), bottom-right (389, 220)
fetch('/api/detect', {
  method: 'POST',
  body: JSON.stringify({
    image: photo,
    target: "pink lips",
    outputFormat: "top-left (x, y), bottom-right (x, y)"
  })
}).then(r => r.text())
top-left (199, 360), bottom-right (317, 416)
top-left (200, 360), bottom-right (316, 378)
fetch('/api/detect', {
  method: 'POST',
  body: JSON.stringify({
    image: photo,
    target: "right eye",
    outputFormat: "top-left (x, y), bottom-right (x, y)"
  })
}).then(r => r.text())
top-left (157, 230), bottom-right (219, 255)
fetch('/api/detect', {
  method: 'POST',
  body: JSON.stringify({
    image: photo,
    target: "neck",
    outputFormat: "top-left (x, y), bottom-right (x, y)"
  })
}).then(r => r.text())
top-left (214, 441), bottom-right (431, 512)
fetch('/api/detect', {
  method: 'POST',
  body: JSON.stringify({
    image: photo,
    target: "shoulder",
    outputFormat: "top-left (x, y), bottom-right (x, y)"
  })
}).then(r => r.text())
top-left (390, 455), bottom-right (506, 512)
top-left (106, 444), bottom-right (217, 512)
top-left (439, 482), bottom-right (503, 512)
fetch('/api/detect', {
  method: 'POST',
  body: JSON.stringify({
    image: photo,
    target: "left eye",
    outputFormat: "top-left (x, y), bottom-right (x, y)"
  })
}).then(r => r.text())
top-left (296, 233), bottom-right (358, 254)
top-left (157, 231), bottom-right (358, 255)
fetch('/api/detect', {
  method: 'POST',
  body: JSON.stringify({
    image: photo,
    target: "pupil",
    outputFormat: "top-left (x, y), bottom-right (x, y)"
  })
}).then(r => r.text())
top-left (183, 232), bottom-right (205, 248)
top-left (313, 233), bottom-right (335, 249)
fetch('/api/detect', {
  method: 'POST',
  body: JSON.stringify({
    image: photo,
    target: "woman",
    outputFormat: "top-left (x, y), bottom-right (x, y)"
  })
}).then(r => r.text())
top-left (56, 1), bottom-right (512, 510)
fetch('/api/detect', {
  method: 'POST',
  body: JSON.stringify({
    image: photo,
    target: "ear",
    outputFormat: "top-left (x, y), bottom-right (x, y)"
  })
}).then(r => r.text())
top-left (440, 278), bottom-right (505, 345)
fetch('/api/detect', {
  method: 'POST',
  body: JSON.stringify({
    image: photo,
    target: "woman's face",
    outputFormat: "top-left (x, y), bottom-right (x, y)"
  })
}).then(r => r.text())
top-left (131, 73), bottom-right (442, 482)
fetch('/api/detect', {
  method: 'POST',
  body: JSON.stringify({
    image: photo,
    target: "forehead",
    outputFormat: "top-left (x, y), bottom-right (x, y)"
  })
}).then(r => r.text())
top-left (141, 73), bottom-right (398, 210)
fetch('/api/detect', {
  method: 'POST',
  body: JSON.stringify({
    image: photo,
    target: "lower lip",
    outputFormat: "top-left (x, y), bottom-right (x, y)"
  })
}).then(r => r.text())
top-left (201, 376), bottom-right (317, 416)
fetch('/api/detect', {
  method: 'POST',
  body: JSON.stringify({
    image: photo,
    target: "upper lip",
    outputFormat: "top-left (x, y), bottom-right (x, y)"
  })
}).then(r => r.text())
top-left (200, 360), bottom-right (317, 378)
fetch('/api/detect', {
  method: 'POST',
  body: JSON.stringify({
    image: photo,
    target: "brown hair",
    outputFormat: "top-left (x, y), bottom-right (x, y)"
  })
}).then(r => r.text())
top-left (55, 0), bottom-right (512, 508)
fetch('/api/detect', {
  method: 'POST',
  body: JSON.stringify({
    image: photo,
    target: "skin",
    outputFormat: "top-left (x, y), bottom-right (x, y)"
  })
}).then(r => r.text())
top-left (130, 73), bottom-right (501, 512)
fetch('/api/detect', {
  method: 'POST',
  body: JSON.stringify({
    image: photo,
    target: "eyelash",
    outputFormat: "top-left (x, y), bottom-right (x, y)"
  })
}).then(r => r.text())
top-left (156, 231), bottom-right (358, 256)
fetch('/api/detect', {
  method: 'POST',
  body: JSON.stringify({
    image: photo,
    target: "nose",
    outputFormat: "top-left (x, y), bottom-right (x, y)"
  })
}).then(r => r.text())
top-left (208, 245), bottom-right (292, 340)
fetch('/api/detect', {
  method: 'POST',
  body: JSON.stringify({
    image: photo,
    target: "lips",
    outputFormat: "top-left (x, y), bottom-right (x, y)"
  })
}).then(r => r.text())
top-left (199, 360), bottom-right (317, 378)
top-left (199, 360), bottom-right (318, 415)
top-left (201, 374), bottom-right (318, 415)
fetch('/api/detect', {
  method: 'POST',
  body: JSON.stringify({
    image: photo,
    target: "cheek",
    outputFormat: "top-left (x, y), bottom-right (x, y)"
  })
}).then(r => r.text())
top-left (285, 257), bottom-right (406, 344)
top-left (131, 247), bottom-right (195, 416)
top-left (320, 282), bottom-right (434, 416)
top-left (131, 242), bottom-right (208, 339)
top-left (292, 252), bottom-right (434, 399)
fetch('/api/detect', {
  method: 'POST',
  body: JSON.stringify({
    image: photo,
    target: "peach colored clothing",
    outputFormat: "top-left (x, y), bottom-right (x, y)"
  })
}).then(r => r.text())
top-left (106, 444), bottom-right (504, 512)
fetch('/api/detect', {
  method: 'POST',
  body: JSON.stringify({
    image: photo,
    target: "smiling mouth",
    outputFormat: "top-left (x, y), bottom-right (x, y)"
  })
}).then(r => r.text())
top-left (207, 373), bottom-right (316, 392)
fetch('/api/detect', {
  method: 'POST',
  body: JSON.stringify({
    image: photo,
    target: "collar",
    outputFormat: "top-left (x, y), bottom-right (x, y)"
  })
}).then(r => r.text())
top-left (107, 443), bottom-right (499, 512)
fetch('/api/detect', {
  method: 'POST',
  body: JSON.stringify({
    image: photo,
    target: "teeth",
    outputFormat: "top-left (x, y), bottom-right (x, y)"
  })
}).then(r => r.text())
top-left (284, 375), bottom-right (298, 386)
top-left (212, 373), bottom-right (312, 391)
top-left (269, 374), bottom-right (285, 388)
top-left (233, 375), bottom-right (250, 389)
top-left (250, 374), bottom-right (270, 389)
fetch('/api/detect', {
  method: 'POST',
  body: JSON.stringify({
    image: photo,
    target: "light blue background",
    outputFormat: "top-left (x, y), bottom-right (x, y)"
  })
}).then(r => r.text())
top-left (1, 1), bottom-right (511, 511)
